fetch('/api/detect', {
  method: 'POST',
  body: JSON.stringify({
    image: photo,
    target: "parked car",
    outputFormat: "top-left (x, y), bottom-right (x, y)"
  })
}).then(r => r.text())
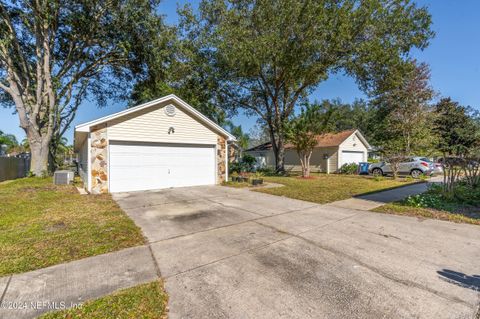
top-left (369, 157), bottom-right (435, 178)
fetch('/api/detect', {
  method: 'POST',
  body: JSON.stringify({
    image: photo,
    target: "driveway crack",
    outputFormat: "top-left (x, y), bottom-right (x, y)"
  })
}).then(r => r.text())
top-left (147, 245), bottom-right (163, 278)
top-left (0, 275), bottom-right (12, 305)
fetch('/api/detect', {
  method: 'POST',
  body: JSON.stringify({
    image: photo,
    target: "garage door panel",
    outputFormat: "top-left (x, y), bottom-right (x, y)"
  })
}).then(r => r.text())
top-left (341, 151), bottom-right (364, 166)
top-left (109, 142), bottom-right (216, 192)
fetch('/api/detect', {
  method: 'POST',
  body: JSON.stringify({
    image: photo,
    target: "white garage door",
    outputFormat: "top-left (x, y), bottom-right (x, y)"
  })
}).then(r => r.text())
top-left (109, 141), bottom-right (216, 192)
top-left (341, 151), bottom-right (364, 166)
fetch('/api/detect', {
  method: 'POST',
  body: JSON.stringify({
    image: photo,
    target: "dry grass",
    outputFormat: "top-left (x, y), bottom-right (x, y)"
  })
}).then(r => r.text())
top-left (222, 181), bottom-right (251, 188)
top-left (255, 174), bottom-right (417, 204)
top-left (40, 281), bottom-right (168, 319)
top-left (373, 203), bottom-right (480, 226)
top-left (0, 177), bottom-right (145, 276)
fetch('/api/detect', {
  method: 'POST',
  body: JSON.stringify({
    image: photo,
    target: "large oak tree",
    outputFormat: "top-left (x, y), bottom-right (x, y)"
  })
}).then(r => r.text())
top-left (434, 97), bottom-right (480, 156)
top-left (179, 0), bottom-right (433, 172)
top-left (0, 0), bottom-right (167, 175)
top-left (375, 61), bottom-right (436, 156)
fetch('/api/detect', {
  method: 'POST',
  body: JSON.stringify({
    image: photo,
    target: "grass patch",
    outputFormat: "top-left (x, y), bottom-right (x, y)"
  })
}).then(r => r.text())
top-left (0, 177), bottom-right (145, 276)
top-left (255, 174), bottom-right (416, 204)
top-left (39, 281), bottom-right (168, 319)
top-left (222, 181), bottom-right (251, 188)
top-left (373, 184), bottom-right (480, 225)
top-left (373, 203), bottom-right (480, 225)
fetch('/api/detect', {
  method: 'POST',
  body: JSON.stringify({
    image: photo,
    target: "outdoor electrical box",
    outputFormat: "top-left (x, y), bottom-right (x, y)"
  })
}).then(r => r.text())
top-left (53, 170), bottom-right (74, 185)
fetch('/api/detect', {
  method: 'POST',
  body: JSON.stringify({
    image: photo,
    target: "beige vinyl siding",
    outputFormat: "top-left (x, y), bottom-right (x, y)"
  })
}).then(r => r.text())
top-left (338, 132), bottom-right (368, 168)
top-left (328, 149), bottom-right (339, 172)
top-left (107, 101), bottom-right (218, 145)
top-left (340, 132), bottom-right (368, 151)
top-left (250, 147), bottom-right (338, 173)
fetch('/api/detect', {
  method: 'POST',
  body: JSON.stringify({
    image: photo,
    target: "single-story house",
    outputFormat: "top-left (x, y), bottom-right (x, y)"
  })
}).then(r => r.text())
top-left (246, 129), bottom-right (370, 173)
top-left (74, 94), bottom-right (236, 194)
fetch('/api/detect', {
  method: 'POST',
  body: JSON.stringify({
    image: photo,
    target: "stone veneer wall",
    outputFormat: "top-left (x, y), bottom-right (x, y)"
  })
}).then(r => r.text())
top-left (90, 125), bottom-right (108, 194)
top-left (217, 136), bottom-right (226, 183)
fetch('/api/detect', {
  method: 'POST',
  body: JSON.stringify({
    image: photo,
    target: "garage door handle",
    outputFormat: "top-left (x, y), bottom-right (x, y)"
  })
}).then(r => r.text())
top-left (168, 169), bottom-right (170, 174)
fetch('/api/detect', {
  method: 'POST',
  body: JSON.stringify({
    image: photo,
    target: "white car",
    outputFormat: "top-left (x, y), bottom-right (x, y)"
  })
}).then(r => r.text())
top-left (369, 157), bottom-right (435, 178)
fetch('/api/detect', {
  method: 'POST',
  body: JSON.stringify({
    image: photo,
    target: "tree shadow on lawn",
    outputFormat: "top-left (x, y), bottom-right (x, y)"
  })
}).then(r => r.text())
top-left (437, 269), bottom-right (480, 291)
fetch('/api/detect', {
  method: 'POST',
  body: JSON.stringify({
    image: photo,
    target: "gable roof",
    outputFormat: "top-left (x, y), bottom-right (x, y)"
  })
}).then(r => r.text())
top-left (74, 94), bottom-right (236, 141)
top-left (246, 129), bottom-right (370, 151)
top-left (314, 129), bottom-right (357, 147)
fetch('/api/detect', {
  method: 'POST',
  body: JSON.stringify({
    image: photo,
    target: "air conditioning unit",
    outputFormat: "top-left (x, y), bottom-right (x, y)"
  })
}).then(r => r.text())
top-left (53, 170), bottom-right (74, 185)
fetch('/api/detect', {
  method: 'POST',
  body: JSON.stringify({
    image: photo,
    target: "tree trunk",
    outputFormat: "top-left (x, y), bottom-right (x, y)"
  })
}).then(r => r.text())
top-left (28, 138), bottom-right (50, 176)
top-left (302, 154), bottom-right (307, 177)
top-left (275, 137), bottom-right (285, 174)
top-left (392, 162), bottom-right (399, 180)
top-left (305, 152), bottom-right (312, 177)
top-left (268, 122), bottom-right (286, 174)
top-left (298, 151), bottom-right (312, 178)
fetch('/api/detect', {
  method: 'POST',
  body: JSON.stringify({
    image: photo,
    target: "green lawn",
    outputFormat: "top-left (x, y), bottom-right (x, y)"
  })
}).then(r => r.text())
top-left (39, 281), bottom-right (168, 319)
top-left (0, 177), bottom-right (145, 276)
top-left (254, 174), bottom-right (417, 204)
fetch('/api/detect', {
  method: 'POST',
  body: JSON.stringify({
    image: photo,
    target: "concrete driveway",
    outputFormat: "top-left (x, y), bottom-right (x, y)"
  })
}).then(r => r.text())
top-left (113, 186), bottom-right (480, 319)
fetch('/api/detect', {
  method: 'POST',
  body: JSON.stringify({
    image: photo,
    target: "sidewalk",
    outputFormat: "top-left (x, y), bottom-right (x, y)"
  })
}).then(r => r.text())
top-left (0, 245), bottom-right (159, 319)
top-left (326, 176), bottom-right (443, 211)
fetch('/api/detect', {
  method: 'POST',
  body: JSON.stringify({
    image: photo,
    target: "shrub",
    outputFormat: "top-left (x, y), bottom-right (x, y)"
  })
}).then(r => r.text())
top-left (453, 182), bottom-right (480, 205)
top-left (339, 163), bottom-right (358, 175)
top-left (403, 182), bottom-right (480, 210)
top-left (229, 162), bottom-right (243, 174)
top-left (253, 171), bottom-right (264, 179)
top-left (404, 193), bottom-right (444, 208)
top-left (241, 154), bottom-right (256, 170)
top-left (229, 154), bottom-right (257, 174)
top-left (374, 175), bottom-right (385, 182)
top-left (257, 167), bottom-right (276, 176)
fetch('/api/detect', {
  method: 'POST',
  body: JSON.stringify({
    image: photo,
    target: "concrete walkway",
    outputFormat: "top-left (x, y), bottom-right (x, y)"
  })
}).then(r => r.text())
top-left (0, 246), bottom-right (159, 319)
top-left (327, 176), bottom-right (443, 211)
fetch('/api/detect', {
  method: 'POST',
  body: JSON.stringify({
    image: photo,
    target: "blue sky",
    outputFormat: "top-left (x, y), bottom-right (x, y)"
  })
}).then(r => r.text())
top-left (1, 0), bottom-right (479, 143)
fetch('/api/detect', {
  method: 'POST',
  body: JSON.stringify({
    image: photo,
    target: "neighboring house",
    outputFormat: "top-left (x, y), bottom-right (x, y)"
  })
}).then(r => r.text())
top-left (246, 129), bottom-right (370, 173)
top-left (74, 94), bottom-right (236, 194)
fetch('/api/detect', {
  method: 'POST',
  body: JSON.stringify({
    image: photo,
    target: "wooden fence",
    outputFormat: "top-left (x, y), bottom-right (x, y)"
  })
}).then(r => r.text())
top-left (0, 156), bottom-right (30, 182)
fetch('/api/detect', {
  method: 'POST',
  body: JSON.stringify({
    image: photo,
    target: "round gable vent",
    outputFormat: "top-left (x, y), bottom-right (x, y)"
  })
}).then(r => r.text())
top-left (164, 104), bottom-right (176, 117)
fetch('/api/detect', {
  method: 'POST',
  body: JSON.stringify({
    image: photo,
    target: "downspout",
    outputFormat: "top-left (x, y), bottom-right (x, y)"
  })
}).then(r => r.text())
top-left (225, 139), bottom-right (229, 182)
top-left (87, 132), bottom-right (91, 192)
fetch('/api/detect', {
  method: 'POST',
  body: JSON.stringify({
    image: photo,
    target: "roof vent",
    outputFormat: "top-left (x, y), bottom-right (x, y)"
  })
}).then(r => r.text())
top-left (164, 104), bottom-right (176, 117)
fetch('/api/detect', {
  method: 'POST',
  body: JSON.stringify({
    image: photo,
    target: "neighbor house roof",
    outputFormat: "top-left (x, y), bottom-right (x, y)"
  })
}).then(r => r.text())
top-left (74, 94), bottom-right (236, 150)
top-left (246, 129), bottom-right (370, 151)
top-left (313, 129), bottom-right (357, 147)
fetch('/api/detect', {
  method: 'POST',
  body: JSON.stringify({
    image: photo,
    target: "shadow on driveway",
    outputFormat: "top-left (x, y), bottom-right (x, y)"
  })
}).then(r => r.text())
top-left (437, 269), bottom-right (480, 291)
top-left (354, 182), bottom-right (429, 203)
